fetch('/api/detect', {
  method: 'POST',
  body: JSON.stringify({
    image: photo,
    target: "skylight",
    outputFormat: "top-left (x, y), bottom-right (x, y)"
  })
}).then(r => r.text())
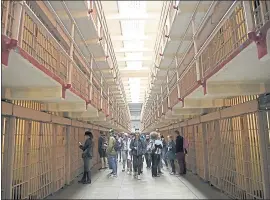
top-left (118, 1), bottom-right (147, 103)
top-left (128, 78), bottom-right (141, 103)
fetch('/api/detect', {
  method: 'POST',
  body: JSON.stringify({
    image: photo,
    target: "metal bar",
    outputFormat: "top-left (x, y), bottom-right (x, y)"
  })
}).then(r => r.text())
top-left (45, 1), bottom-right (110, 93)
top-left (195, 1), bottom-right (241, 60)
top-left (194, 1), bottom-right (218, 38)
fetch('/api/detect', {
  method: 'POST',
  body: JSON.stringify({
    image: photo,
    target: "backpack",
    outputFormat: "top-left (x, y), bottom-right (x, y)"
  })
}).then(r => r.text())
top-left (114, 139), bottom-right (121, 151)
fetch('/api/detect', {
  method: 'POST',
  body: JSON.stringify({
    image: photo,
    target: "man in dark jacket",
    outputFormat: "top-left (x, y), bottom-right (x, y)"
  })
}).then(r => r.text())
top-left (79, 131), bottom-right (93, 184)
top-left (130, 132), bottom-right (146, 180)
top-left (175, 130), bottom-right (186, 175)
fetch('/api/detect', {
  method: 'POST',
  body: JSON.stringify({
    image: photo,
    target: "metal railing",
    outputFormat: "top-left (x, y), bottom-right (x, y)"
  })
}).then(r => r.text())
top-left (143, 1), bottom-right (259, 122)
top-left (9, 2), bottom-right (129, 128)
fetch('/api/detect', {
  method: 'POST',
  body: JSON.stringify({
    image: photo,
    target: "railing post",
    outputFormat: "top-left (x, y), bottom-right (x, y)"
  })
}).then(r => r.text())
top-left (242, 1), bottom-right (255, 32)
top-left (3, 1), bottom-right (10, 36)
top-left (18, 2), bottom-right (25, 45)
top-left (107, 88), bottom-right (110, 116)
top-left (257, 110), bottom-right (270, 199)
top-left (175, 56), bottom-right (181, 101)
top-left (191, 19), bottom-right (201, 81)
top-left (166, 74), bottom-right (170, 108)
top-left (65, 126), bottom-right (71, 185)
top-left (202, 122), bottom-right (209, 182)
top-left (161, 86), bottom-right (164, 114)
top-left (68, 23), bottom-right (75, 85)
top-left (89, 57), bottom-right (93, 102)
top-left (100, 77), bottom-right (103, 110)
top-left (2, 117), bottom-right (16, 199)
top-left (11, 1), bottom-right (23, 40)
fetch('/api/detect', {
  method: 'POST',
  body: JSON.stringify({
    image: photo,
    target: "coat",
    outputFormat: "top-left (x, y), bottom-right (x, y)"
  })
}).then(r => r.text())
top-left (130, 139), bottom-right (145, 156)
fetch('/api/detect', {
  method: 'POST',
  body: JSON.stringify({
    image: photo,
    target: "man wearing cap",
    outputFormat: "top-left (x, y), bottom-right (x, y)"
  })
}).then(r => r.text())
top-left (107, 129), bottom-right (117, 177)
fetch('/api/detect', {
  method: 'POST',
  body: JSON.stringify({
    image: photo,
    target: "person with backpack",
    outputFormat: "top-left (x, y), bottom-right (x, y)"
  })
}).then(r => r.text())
top-left (98, 131), bottom-right (108, 169)
top-left (130, 132), bottom-right (145, 180)
top-left (107, 129), bottom-right (117, 177)
top-left (160, 135), bottom-right (168, 170)
top-left (149, 131), bottom-right (163, 177)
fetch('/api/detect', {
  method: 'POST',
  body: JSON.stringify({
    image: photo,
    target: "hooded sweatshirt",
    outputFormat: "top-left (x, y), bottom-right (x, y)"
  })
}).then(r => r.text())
top-left (107, 135), bottom-right (117, 156)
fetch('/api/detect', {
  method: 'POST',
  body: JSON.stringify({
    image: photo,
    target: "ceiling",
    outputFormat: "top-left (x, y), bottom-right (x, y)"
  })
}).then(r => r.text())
top-left (101, 1), bottom-right (163, 105)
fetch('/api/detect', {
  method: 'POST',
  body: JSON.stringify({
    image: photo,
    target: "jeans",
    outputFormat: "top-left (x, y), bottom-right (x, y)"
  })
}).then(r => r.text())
top-left (133, 155), bottom-right (143, 175)
top-left (145, 153), bottom-right (151, 168)
top-left (170, 159), bottom-right (175, 173)
top-left (176, 152), bottom-right (185, 174)
top-left (108, 155), bottom-right (117, 175)
top-left (122, 150), bottom-right (128, 170)
top-left (117, 151), bottom-right (122, 161)
top-left (152, 154), bottom-right (160, 176)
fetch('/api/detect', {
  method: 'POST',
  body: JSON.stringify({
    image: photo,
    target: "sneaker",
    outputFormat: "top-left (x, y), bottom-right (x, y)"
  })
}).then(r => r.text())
top-left (170, 172), bottom-right (176, 175)
top-left (107, 171), bottom-right (113, 176)
top-left (122, 169), bottom-right (125, 172)
top-left (127, 171), bottom-right (131, 175)
top-left (133, 172), bottom-right (137, 178)
top-left (137, 175), bottom-right (141, 180)
top-left (110, 174), bottom-right (117, 178)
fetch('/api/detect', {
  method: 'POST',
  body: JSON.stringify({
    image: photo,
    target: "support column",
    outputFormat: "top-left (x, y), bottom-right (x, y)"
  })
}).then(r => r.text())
top-left (257, 109), bottom-right (270, 199)
top-left (65, 126), bottom-right (71, 185)
top-left (3, 117), bottom-right (16, 199)
top-left (68, 23), bottom-right (75, 85)
top-left (191, 19), bottom-right (200, 81)
top-left (18, 2), bottom-right (25, 45)
top-left (202, 123), bottom-right (209, 182)
top-left (11, 1), bottom-right (23, 40)
top-left (3, 1), bottom-right (10, 36)
top-left (51, 124), bottom-right (57, 193)
top-left (242, 1), bottom-right (255, 32)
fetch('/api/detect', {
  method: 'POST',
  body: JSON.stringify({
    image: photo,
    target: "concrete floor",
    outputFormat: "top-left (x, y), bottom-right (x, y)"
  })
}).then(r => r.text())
top-left (48, 164), bottom-right (230, 199)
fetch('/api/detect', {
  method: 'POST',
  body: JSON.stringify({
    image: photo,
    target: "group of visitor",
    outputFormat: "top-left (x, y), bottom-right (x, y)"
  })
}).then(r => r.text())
top-left (77, 129), bottom-right (188, 183)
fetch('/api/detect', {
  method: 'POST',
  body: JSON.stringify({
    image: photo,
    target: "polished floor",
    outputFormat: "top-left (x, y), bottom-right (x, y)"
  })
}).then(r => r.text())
top-left (48, 163), bottom-right (230, 199)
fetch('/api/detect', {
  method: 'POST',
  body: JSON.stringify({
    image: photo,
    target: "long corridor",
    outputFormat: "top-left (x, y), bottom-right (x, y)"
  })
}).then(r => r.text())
top-left (48, 166), bottom-right (229, 199)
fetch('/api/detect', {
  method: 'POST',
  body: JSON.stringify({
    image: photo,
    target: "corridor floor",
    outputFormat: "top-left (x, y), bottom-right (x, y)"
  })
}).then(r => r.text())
top-left (48, 165), bottom-right (230, 199)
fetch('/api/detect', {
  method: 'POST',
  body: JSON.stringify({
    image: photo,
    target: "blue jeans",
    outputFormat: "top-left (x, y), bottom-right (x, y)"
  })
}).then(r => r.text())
top-left (108, 155), bottom-right (117, 175)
